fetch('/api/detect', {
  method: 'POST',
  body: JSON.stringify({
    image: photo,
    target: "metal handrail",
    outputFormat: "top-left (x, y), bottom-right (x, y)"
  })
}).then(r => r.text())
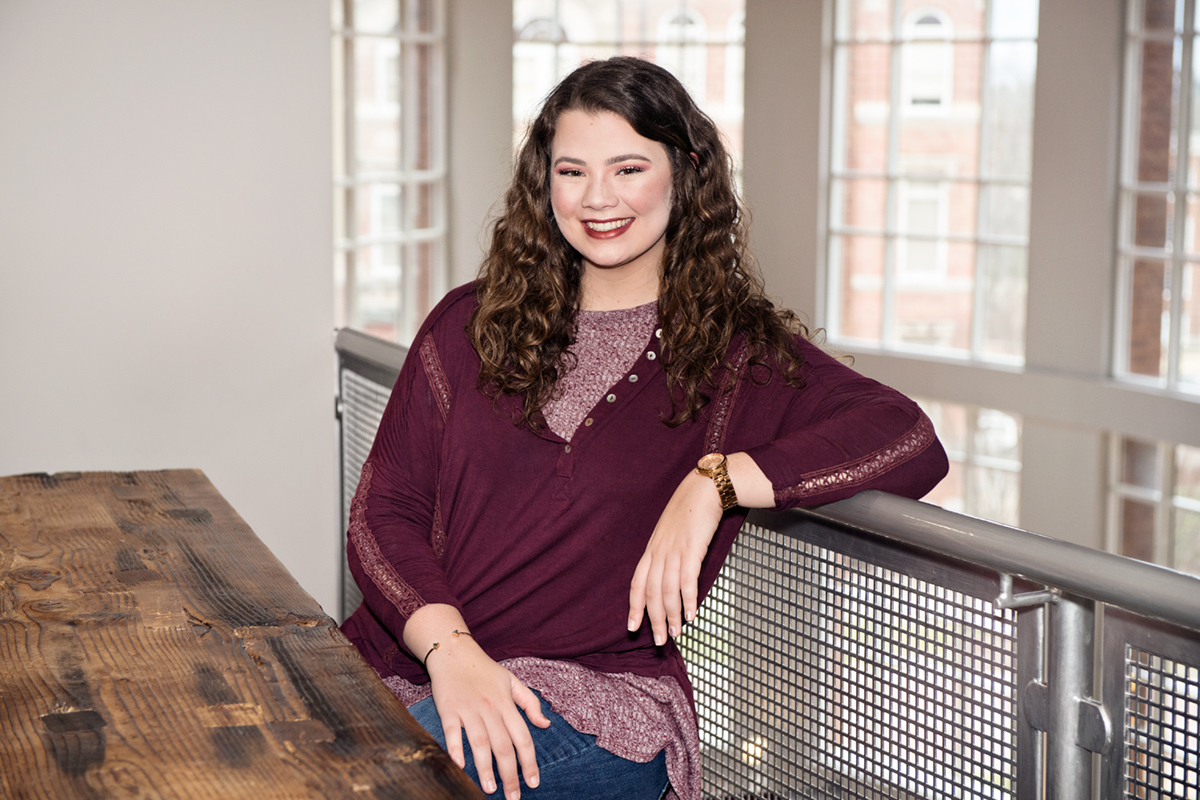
top-left (335, 327), bottom-right (407, 373)
top-left (776, 491), bottom-right (1200, 632)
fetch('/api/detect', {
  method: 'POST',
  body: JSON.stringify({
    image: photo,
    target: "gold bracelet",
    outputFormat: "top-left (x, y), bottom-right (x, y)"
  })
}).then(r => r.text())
top-left (422, 629), bottom-right (472, 667)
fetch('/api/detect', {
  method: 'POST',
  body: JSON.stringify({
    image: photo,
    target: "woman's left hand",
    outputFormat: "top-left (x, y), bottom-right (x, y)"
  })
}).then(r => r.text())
top-left (628, 453), bottom-right (773, 645)
top-left (627, 469), bottom-right (725, 646)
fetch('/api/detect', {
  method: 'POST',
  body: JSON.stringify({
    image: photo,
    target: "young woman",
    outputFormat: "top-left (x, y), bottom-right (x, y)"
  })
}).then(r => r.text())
top-left (341, 57), bottom-right (948, 800)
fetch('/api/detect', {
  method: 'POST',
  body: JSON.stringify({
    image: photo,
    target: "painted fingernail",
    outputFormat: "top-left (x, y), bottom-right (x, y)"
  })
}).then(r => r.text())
top-left (483, 778), bottom-right (496, 793)
top-left (668, 625), bottom-right (678, 638)
top-left (508, 791), bottom-right (520, 800)
top-left (686, 610), bottom-right (696, 622)
top-left (627, 618), bottom-right (637, 631)
top-left (527, 775), bottom-right (540, 788)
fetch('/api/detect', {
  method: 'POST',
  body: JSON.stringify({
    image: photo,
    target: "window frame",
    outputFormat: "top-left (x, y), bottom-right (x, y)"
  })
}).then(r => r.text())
top-left (333, 0), bottom-right (448, 345)
top-left (1115, 0), bottom-right (1200, 394)
top-left (918, 399), bottom-right (1023, 527)
top-left (826, 0), bottom-right (1037, 364)
top-left (1108, 436), bottom-right (1200, 575)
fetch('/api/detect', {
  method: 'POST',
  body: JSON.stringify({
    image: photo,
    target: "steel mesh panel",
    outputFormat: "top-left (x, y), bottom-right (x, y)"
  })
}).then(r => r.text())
top-left (1123, 647), bottom-right (1200, 799)
top-left (679, 521), bottom-right (1019, 800)
top-left (339, 367), bottom-right (393, 620)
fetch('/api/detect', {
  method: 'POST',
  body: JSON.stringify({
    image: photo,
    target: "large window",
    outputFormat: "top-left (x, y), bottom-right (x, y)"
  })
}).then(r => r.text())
top-left (333, 0), bottom-right (447, 344)
top-left (513, 0), bottom-right (745, 168)
top-left (1118, 0), bottom-right (1200, 393)
top-left (828, 0), bottom-right (1038, 361)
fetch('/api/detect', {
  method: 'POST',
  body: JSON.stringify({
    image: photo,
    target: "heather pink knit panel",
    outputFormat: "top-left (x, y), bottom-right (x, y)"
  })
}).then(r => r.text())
top-left (382, 657), bottom-right (700, 800)
top-left (543, 302), bottom-right (657, 441)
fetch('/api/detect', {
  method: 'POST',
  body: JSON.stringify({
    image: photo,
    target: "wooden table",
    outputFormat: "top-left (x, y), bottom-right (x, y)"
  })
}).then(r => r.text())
top-left (0, 470), bottom-right (482, 800)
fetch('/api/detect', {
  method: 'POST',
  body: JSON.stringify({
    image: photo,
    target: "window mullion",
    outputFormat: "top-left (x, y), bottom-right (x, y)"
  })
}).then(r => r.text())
top-left (1113, 21), bottom-right (1142, 381)
top-left (971, 0), bottom-right (995, 359)
top-left (1106, 435), bottom-right (1123, 553)
top-left (1168, 2), bottom-right (1196, 388)
top-left (1158, 442), bottom-right (1177, 565)
top-left (883, 0), bottom-right (903, 349)
top-left (342, 0), bottom-right (359, 329)
top-left (400, 0), bottom-right (419, 341)
top-left (963, 408), bottom-right (979, 515)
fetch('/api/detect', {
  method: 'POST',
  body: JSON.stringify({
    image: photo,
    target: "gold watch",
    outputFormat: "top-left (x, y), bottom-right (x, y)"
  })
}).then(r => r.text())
top-left (696, 453), bottom-right (739, 510)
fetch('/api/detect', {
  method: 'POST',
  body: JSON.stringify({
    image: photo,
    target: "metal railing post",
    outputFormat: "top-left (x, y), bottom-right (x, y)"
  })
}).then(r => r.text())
top-left (1047, 592), bottom-right (1097, 800)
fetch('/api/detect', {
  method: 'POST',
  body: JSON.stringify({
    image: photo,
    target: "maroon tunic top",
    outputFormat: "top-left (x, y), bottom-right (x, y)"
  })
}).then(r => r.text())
top-left (341, 282), bottom-right (948, 707)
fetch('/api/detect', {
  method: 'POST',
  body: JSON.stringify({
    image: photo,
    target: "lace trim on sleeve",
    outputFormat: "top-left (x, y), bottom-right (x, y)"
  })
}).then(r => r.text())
top-left (347, 460), bottom-right (425, 618)
top-left (419, 333), bottom-right (452, 422)
top-left (703, 340), bottom-right (750, 455)
top-left (775, 413), bottom-right (938, 504)
top-left (431, 488), bottom-right (446, 559)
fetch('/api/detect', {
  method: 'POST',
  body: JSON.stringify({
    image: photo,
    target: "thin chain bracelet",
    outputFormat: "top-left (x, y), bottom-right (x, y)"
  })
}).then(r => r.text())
top-left (422, 629), bottom-right (473, 667)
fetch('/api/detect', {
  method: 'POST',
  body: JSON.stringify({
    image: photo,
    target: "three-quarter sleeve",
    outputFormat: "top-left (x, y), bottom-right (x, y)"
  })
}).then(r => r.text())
top-left (345, 329), bottom-right (464, 659)
top-left (741, 338), bottom-right (948, 508)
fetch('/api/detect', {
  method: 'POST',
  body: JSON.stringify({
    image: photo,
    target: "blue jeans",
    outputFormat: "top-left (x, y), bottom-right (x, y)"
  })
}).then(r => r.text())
top-left (408, 692), bottom-right (670, 800)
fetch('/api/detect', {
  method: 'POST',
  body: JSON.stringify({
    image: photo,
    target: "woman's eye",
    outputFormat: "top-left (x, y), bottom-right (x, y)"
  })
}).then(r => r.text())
top-left (616, 166), bottom-right (643, 176)
top-left (557, 168), bottom-right (583, 177)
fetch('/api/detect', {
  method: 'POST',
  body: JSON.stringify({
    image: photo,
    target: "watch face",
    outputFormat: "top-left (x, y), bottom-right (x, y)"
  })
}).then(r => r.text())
top-left (698, 453), bottom-right (724, 472)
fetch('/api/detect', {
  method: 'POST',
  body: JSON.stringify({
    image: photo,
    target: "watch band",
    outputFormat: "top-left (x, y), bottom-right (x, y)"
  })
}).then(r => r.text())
top-left (696, 453), bottom-right (739, 510)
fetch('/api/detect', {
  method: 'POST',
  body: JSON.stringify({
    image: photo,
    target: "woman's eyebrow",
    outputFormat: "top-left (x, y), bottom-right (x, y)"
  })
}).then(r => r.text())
top-left (605, 153), bottom-right (651, 165)
top-left (551, 153), bottom-right (653, 167)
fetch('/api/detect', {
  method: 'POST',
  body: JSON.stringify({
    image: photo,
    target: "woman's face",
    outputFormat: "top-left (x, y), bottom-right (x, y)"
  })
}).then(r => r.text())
top-left (549, 110), bottom-right (674, 292)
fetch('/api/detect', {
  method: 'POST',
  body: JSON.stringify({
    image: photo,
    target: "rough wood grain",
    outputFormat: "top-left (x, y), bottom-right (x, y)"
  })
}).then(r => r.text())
top-left (0, 470), bottom-right (482, 800)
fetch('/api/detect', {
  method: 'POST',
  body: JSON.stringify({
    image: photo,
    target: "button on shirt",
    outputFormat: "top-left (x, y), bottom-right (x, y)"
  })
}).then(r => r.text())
top-left (542, 302), bottom-right (658, 441)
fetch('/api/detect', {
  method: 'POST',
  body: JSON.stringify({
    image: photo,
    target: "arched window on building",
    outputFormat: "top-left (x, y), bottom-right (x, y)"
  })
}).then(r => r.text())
top-left (511, 1), bottom-right (745, 180)
top-left (829, 1), bottom-right (1032, 361)
top-left (901, 9), bottom-right (953, 112)
top-left (513, 18), bottom-right (573, 129)
top-left (656, 9), bottom-right (708, 103)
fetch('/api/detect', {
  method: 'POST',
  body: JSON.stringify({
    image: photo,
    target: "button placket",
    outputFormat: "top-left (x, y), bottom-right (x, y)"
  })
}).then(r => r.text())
top-left (574, 331), bottom-right (661, 439)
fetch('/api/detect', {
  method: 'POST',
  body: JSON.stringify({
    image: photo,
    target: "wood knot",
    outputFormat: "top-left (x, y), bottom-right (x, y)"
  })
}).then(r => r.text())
top-left (11, 567), bottom-right (62, 591)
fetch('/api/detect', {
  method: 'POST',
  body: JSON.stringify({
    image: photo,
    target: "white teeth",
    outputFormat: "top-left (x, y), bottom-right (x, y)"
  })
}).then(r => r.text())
top-left (585, 219), bottom-right (631, 232)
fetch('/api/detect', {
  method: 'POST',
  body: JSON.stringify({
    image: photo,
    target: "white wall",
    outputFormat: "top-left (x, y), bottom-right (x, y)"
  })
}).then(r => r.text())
top-left (743, 0), bottom-right (826, 327)
top-left (447, 1), bottom-right (514, 287)
top-left (0, 1), bottom-right (339, 613)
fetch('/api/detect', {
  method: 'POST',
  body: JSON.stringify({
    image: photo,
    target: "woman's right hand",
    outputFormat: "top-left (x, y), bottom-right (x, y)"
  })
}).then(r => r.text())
top-left (406, 605), bottom-right (550, 800)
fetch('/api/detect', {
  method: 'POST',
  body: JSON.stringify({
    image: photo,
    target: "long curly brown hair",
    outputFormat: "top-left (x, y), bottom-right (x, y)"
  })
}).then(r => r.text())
top-left (469, 56), bottom-right (807, 428)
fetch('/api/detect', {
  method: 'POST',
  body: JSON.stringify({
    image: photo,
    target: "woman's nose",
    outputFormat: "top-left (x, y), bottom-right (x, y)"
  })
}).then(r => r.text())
top-left (583, 175), bottom-right (617, 209)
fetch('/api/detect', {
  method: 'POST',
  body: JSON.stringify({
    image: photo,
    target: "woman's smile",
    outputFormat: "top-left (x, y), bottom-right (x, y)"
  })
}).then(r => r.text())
top-left (584, 218), bottom-right (634, 236)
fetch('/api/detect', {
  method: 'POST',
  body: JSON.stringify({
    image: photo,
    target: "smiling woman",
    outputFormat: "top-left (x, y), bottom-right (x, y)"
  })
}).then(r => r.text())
top-left (339, 56), bottom-right (948, 800)
top-left (550, 111), bottom-right (674, 310)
